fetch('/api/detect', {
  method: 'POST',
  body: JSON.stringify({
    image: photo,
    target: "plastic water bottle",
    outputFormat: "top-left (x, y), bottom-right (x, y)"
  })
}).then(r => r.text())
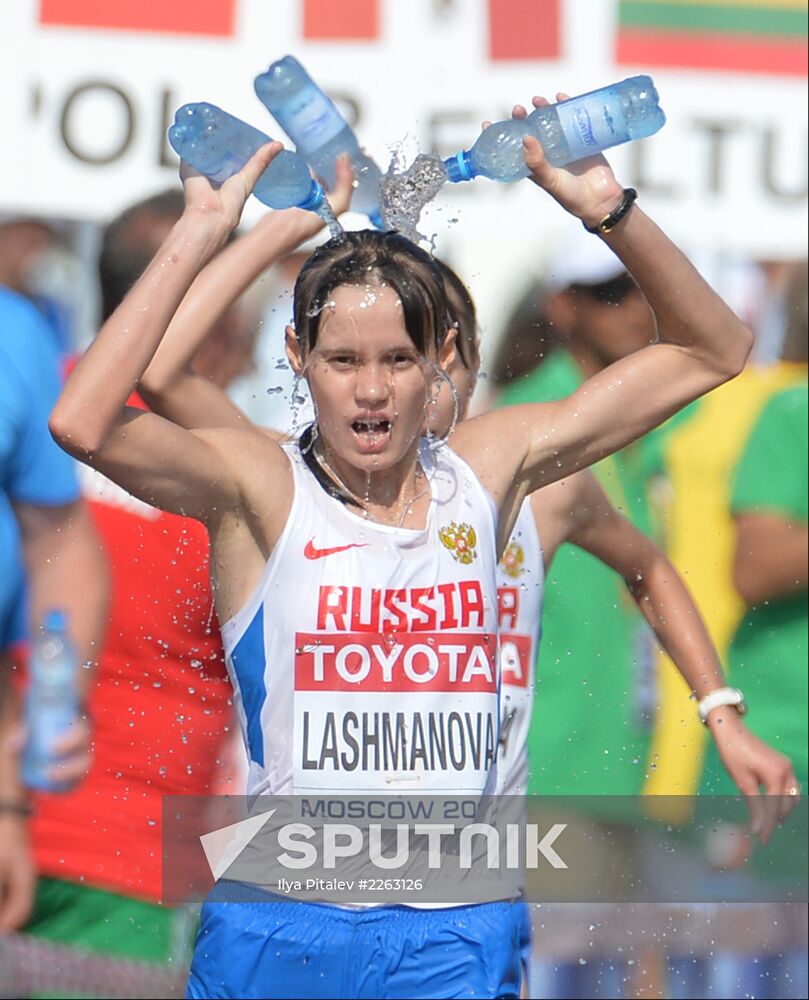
top-left (168, 103), bottom-right (327, 213)
top-left (21, 609), bottom-right (81, 791)
top-left (444, 76), bottom-right (665, 184)
top-left (254, 56), bottom-right (384, 228)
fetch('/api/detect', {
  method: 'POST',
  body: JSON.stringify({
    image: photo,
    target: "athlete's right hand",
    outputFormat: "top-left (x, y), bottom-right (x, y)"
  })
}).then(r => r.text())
top-left (180, 141), bottom-right (285, 233)
top-left (252, 152), bottom-right (355, 246)
top-left (712, 715), bottom-right (801, 845)
top-left (513, 95), bottom-right (624, 231)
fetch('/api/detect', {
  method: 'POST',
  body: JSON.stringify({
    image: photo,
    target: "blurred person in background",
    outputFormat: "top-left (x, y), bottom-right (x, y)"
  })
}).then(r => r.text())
top-left (0, 218), bottom-right (106, 661)
top-left (0, 220), bottom-right (108, 932)
top-left (645, 261), bottom-right (808, 803)
top-left (0, 504), bottom-right (33, 934)
top-left (20, 190), bottom-right (241, 991)
top-left (19, 186), bottom-right (349, 997)
top-left (495, 230), bottom-right (663, 801)
top-left (0, 215), bottom-right (84, 353)
top-left (688, 266), bottom-right (808, 1000)
top-left (486, 277), bottom-right (560, 392)
top-left (749, 259), bottom-right (801, 366)
top-left (700, 262), bottom-right (807, 798)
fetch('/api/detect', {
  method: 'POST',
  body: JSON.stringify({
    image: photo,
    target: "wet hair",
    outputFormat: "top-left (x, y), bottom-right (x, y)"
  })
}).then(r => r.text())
top-left (292, 230), bottom-right (450, 358)
top-left (780, 260), bottom-right (808, 364)
top-left (435, 258), bottom-right (480, 374)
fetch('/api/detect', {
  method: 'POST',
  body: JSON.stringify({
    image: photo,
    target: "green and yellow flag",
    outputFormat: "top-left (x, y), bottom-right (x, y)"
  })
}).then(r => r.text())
top-left (616, 0), bottom-right (808, 76)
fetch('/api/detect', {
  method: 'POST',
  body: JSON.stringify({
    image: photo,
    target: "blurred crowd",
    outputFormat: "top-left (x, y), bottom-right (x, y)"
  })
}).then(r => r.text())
top-left (0, 194), bottom-right (806, 999)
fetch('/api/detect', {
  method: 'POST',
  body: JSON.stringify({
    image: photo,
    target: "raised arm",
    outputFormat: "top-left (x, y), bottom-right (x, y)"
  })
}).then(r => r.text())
top-left (537, 472), bottom-right (798, 842)
top-left (139, 156), bottom-right (354, 432)
top-left (49, 146), bottom-right (284, 522)
top-left (453, 93), bottom-right (753, 510)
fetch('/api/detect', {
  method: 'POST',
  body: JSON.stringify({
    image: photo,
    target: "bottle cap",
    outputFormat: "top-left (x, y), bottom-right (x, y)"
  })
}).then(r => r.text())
top-left (443, 151), bottom-right (474, 184)
top-left (297, 179), bottom-right (328, 213)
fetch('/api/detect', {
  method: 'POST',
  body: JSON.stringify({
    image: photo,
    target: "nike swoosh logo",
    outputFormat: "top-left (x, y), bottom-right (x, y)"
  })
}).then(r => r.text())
top-left (304, 539), bottom-right (369, 560)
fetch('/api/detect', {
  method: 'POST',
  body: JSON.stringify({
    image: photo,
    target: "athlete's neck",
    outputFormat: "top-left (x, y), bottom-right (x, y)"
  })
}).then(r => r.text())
top-left (315, 438), bottom-right (431, 528)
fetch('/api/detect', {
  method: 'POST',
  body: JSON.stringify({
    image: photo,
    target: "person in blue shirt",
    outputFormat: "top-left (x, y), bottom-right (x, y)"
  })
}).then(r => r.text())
top-left (0, 271), bottom-right (108, 932)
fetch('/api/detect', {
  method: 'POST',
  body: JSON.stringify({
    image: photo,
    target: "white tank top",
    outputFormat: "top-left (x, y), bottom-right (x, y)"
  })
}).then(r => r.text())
top-left (221, 438), bottom-right (501, 799)
top-left (496, 497), bottom-right (544, 797)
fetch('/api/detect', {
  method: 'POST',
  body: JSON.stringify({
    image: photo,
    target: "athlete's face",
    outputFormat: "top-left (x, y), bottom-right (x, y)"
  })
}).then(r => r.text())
top-left (287, 281), bottom-right (452, 480)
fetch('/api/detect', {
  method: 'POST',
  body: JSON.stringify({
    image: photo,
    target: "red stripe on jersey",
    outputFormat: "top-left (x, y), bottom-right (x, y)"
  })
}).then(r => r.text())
top-left (488, 0), bottom-right (561, 60)
top-left (303, 0), bottom-right (379, 39)
top-left (39, 0), bottom-right (236, 36)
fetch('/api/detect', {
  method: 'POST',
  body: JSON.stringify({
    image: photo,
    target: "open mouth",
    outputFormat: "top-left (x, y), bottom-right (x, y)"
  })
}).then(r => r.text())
top-left (351, 419), bottom-right (391, 437)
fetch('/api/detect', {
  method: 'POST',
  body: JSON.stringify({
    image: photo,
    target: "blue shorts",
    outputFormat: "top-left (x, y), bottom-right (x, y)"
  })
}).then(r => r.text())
top-left (186, 880), bottom-right (522, 999)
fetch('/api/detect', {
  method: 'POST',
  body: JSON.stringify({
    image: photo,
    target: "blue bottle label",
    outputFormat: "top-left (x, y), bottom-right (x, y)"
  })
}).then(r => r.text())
top-left (557, 93), bottom-right (629, 160)
top-left (274, 84), bottom-right (344, 154)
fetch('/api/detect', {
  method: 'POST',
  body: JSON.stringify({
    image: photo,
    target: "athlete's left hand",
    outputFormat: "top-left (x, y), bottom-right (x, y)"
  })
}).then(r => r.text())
top-left (513, 94), bottom-right (625, 230)
top-left (710, 712), bottom-right (801, 844)
top-left (180, 141), bottom-right (285, 236)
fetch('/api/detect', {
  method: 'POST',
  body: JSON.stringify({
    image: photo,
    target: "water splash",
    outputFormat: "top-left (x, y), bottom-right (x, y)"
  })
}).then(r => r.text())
top-left (379, 153), bottom-right (448, 243)
top-left (426, 362), bottom-right (460, 446)
top-left (363, 471), bottom-right (372, 519)
top-left (289, 372), bottom-right (309, 438)
top-left (316, 200), bottom-right (345, 240)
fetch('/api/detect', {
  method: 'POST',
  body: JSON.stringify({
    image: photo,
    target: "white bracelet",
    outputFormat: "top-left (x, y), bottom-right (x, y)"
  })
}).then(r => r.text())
top-left (698, 687), bottom-right (747, 726)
